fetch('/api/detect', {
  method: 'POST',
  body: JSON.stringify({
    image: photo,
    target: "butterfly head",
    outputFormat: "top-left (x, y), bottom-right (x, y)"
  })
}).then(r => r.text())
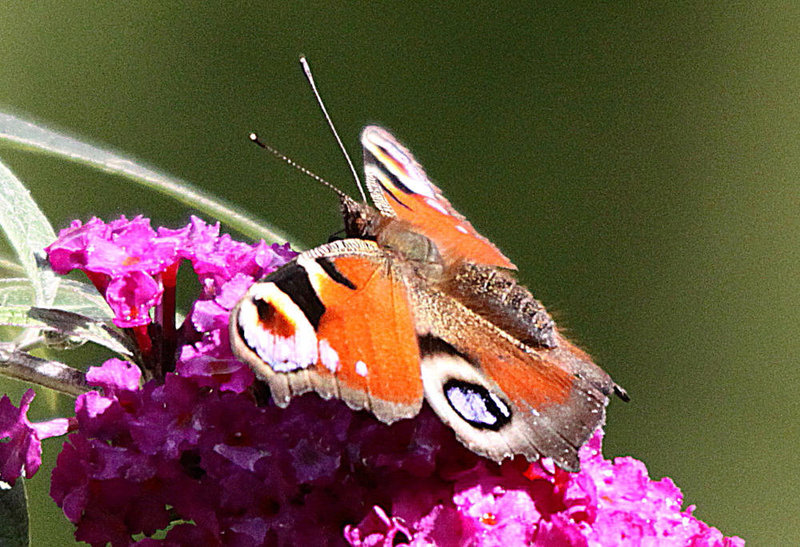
top-left (340, 194), bottom-right (381, 240)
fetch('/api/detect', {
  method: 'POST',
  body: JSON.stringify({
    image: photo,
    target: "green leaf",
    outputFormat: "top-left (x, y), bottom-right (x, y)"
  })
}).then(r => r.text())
top-left (0, 112), bottom-right (295, 246)
top-left (0, 255), bottom-right (24, 275)
top-left (51, 279), bottom-right (113, 318)
top-left (0, 160), bottom-right (58, 308)
top-left (0, 480), bottom-right (30, 547)
top-left (0, 278), bottom-right (112, 319)
top-left (0, 306), bottom-right (134, 357)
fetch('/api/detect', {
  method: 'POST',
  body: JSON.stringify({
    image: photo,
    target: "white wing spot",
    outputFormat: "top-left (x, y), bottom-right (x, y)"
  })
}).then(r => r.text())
top-left (455, 224), bottom-right (469, 234)
top-left (355, 360), bottom-right (369, 377)
top-left (425, 197), bottom-right (449, 215)
top-left (402, 175), bottom-right (436, 198)
top-left (318, 339), bottom-right (340, 373)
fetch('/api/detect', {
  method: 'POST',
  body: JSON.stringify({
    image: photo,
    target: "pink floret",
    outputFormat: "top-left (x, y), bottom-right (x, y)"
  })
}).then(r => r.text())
top-left (0, 390), bottom-right (69, 485)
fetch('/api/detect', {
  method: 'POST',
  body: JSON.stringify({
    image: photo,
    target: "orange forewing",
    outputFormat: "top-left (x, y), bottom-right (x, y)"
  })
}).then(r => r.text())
top-left (310, 255), bottom-right (423, 408)
top-left (362, 125), bottom-right (515, 270)
top-left (384, 186), bottom-right (516, 270)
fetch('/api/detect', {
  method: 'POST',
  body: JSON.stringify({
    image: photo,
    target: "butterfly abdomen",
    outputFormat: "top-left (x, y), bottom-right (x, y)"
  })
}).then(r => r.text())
top-left (445, 262), bottom-right (557, 350)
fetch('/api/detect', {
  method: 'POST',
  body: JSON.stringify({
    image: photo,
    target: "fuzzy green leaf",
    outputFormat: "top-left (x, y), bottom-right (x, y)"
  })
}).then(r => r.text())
top-left (0, 306), bottom-right (134, 357)
top-left (0, 160), bottom-right (58, 308)
top-left (0, 278), bottom-right (112, 319)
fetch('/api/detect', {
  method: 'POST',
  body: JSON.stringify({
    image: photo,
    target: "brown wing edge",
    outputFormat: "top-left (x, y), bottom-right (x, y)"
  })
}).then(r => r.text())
top-left (414, 288), bottom-right (626, 471)
top-left (263, 370), bottom-right (423, 426)
top-left (419, 336), bottom-right (619, 471)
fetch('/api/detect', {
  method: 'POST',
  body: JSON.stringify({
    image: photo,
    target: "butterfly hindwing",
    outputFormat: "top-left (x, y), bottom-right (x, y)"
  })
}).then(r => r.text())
top-left (230, 239), bottom-right (424, 423)
top-left (413, 286), bottom-right (615, 471)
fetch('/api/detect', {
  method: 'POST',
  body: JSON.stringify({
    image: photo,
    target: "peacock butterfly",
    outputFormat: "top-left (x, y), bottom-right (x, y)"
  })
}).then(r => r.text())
top-left (230, 125), bottom-right (627, 471)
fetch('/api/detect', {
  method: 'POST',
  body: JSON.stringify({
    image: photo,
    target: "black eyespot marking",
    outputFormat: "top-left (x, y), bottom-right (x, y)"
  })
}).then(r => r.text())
top-left (443, 379), bottom-right (512, 431)
top-left (254, 298), bottom-right (275, 322)
top-left (316, 257), bottom-right (356, 290)
top-left (266, 262), bottom-right (325, 329)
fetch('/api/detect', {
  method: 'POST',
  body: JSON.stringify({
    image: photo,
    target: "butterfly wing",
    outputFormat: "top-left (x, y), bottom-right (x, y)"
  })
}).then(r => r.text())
top-left (413, 287), bottom-right (616, 471)
top-left (361, 126), bottom-right (516, 270)
top-left (230, 239), bottom-right (424, 423)
top-left (231, 239), bottom-right (615, 469)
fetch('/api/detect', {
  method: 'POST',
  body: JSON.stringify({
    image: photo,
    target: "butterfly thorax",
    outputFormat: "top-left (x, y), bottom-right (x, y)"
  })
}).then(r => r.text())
top-left (341, 196), bottom-right (446, 282)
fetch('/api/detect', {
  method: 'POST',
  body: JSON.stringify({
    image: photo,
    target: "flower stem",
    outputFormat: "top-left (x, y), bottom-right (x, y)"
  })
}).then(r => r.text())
top-left (0, 344), bottom-right (89, 396)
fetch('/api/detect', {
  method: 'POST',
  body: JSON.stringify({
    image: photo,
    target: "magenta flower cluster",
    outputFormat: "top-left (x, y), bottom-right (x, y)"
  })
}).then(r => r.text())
top-left (0, 216), bottom-right (743, 545)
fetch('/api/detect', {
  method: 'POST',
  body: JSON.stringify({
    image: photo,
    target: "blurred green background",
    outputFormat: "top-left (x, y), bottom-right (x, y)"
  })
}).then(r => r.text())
top-left (1, 3), bottom-right (797, 544)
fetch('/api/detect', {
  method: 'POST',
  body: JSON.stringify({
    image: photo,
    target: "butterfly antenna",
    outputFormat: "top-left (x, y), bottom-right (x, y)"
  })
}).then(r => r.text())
top-left (248, 133), bottom-right (350, 201)
top-left (299, 55), bottom-right (368, 203)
